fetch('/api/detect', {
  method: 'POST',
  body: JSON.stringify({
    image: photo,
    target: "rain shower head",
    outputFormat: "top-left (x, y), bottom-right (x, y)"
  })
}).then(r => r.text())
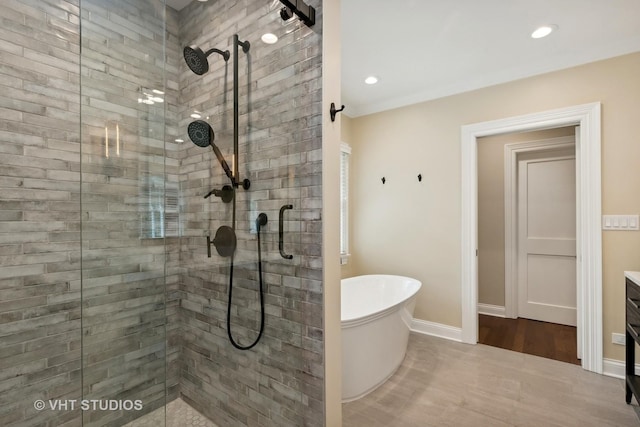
top-left (187, 120), bottom-right (234, 183)
top-left (183, 45), bottom-right (230, 75)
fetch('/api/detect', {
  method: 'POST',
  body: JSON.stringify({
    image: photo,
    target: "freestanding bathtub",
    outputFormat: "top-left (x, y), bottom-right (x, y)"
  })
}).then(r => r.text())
top-left (341, 274), bottom-right (422, 402)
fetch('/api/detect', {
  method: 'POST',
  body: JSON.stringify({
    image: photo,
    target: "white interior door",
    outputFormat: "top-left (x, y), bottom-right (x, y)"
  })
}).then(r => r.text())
top-left (517, 149), bottom-right (577, 326)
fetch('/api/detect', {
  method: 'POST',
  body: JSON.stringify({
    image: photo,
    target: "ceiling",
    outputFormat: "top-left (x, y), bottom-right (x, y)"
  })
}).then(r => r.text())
top-left (167, 1), bottom-right (640, 117)
top-left (342, 0), bottom-right (640, 116)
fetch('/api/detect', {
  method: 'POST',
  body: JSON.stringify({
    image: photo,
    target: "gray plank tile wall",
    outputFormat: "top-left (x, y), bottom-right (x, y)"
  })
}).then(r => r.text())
top-left (176, 0), bottom-right (324, 426)
top-left (0, 1), bottom-right (83, 426)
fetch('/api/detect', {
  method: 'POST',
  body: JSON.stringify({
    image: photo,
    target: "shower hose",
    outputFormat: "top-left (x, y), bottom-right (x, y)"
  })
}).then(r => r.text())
top-left (226, 215), bottom-right (266, 350)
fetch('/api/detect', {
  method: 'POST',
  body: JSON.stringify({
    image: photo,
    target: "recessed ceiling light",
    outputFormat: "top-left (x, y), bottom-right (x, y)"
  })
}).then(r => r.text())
top-left (190, 112), bottom-right (202, 119)
top-left (364, 76), bottom-right (378, 85)
top-left (531, 25), bottom-right (557, 39)
top-left (261, 33), bottom-right (278, 44)
top-left (152, 89), bottom-right (165, 95)
top-left (150, 97), bottom-right (164, 103)
top-left (175, 138), bottom-right (184, 143)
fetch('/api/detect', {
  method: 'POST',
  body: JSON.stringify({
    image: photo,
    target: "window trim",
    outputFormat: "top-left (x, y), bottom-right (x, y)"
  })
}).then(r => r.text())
top-left (340, 142), bottom-right (351, 264)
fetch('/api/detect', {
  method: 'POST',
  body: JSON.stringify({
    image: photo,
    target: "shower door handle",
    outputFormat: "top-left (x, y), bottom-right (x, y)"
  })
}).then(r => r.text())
top-left (279, 204), bottom-right (293, 260)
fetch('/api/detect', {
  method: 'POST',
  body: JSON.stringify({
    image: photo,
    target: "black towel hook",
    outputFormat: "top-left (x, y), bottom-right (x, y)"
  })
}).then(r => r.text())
top-left (330, 102), bottom-right (345, 122)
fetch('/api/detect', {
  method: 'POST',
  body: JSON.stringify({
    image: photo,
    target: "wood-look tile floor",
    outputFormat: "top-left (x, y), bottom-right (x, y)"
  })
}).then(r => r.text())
top-left (343, 333), bottom-right (639, 427)
top-left (478, 314), bottom-right (580, 365)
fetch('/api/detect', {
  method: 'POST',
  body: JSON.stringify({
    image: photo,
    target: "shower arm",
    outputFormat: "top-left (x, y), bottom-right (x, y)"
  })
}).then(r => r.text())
top-left (204, 47), bottom-right (231, 61)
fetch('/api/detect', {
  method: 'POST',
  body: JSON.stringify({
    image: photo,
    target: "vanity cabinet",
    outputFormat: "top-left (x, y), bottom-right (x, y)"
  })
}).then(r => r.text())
top-left (626, 271), bottom-right (640, 404)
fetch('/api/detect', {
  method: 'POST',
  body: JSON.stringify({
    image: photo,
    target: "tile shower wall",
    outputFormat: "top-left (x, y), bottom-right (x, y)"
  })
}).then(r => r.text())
top-left (0, 0), bottom-right (181, 426)
top-left (175, 0), bottom-right (324, 426)
top-left (0, 1), bottom-right (82, 426)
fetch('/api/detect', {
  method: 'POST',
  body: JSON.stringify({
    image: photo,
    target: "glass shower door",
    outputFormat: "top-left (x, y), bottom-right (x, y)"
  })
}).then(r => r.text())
top-left (79, 1), bottom-right (168, 425)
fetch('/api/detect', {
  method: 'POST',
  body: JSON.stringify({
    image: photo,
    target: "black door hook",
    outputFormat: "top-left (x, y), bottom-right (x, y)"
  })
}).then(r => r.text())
top-left (330, 102), bottom-right (345, 122)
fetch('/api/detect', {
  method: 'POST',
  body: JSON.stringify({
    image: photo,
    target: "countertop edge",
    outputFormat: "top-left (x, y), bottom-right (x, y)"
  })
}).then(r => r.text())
top-left (625, 271), bottom-right (640, 286)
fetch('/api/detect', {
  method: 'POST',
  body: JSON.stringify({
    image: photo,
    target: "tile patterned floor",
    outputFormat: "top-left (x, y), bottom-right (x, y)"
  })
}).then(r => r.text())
top-left (343, 333), bottom-right (640, 427)
top-left (123, 398), bottom-right (218, 427)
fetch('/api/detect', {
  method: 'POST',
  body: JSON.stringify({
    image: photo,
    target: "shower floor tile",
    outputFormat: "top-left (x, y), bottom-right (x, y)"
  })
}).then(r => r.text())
top-left (123, 398), bottom-right (218, 427)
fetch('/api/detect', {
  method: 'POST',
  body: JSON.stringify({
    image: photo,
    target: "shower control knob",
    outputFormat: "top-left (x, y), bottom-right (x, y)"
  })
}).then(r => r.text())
top-left (212, 226), bottom-right (237, 258)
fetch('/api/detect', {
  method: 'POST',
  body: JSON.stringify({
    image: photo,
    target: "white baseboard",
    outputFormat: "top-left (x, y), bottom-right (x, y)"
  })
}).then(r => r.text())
top-left (478, 303), bottom-right (506, 318)
top-left (602, 358), bottom-right (640, 379)
top-left (411, 318), bottom-right (462, 342)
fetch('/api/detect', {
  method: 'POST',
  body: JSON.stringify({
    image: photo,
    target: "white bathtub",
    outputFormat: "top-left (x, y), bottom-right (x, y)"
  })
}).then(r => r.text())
top-left (341, 274), bottom-right (422, 402)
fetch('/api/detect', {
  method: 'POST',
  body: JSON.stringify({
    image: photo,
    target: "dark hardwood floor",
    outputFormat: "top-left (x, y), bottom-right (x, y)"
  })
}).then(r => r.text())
top-left (478, 314), bottom-right (581, 365)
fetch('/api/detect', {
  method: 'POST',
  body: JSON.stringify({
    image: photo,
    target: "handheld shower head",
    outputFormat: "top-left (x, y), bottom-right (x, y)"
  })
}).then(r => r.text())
top-left (183, 45), bottom-right (230, 75)
top-left (187, 120), bottom-right (235, 184)
top-left (187, 119), bottom-right (213, 148)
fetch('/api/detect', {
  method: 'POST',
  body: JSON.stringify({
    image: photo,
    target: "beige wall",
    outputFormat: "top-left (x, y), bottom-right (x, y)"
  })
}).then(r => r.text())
top-left (347, 52), bottom-right (640, 360)
top-left (477, 128), bottom-right (575, 307)
top-left (342, 114), bottom-right (354, 142)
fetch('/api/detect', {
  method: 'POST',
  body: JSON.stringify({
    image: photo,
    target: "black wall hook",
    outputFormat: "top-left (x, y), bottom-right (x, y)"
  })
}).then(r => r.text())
top-left (330, 102), bottom-right (345, 122)
top-left (418, 174), bottom-right (422, 182)
top-left (381, 177), bottom-right (386, 184)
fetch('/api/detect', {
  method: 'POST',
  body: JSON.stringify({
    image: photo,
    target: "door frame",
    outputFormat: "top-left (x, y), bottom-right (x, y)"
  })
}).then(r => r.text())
top-left (504, 136), bottom-right (576, 320)
top-left (461, 102), bottom-right (602, 374)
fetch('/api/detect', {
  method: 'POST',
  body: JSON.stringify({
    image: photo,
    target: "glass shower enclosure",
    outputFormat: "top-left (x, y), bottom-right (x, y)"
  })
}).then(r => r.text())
top-left (79, 0), bottom-right (171, 424)
top-left (0, 0), bottom-right (323, 426)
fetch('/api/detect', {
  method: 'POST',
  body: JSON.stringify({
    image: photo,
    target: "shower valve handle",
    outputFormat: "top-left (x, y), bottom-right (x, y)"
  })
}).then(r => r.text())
top-left (206, 235), bottom-right (212, 258)
top-left (204, 185), bottom-right (234, 203)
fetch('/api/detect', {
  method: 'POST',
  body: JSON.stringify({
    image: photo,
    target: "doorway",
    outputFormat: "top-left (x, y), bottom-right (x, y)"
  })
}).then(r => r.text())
top-left (477, 129), bottom-right (579, 364)
top-left (460, 102), bottom-right (603, 374)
